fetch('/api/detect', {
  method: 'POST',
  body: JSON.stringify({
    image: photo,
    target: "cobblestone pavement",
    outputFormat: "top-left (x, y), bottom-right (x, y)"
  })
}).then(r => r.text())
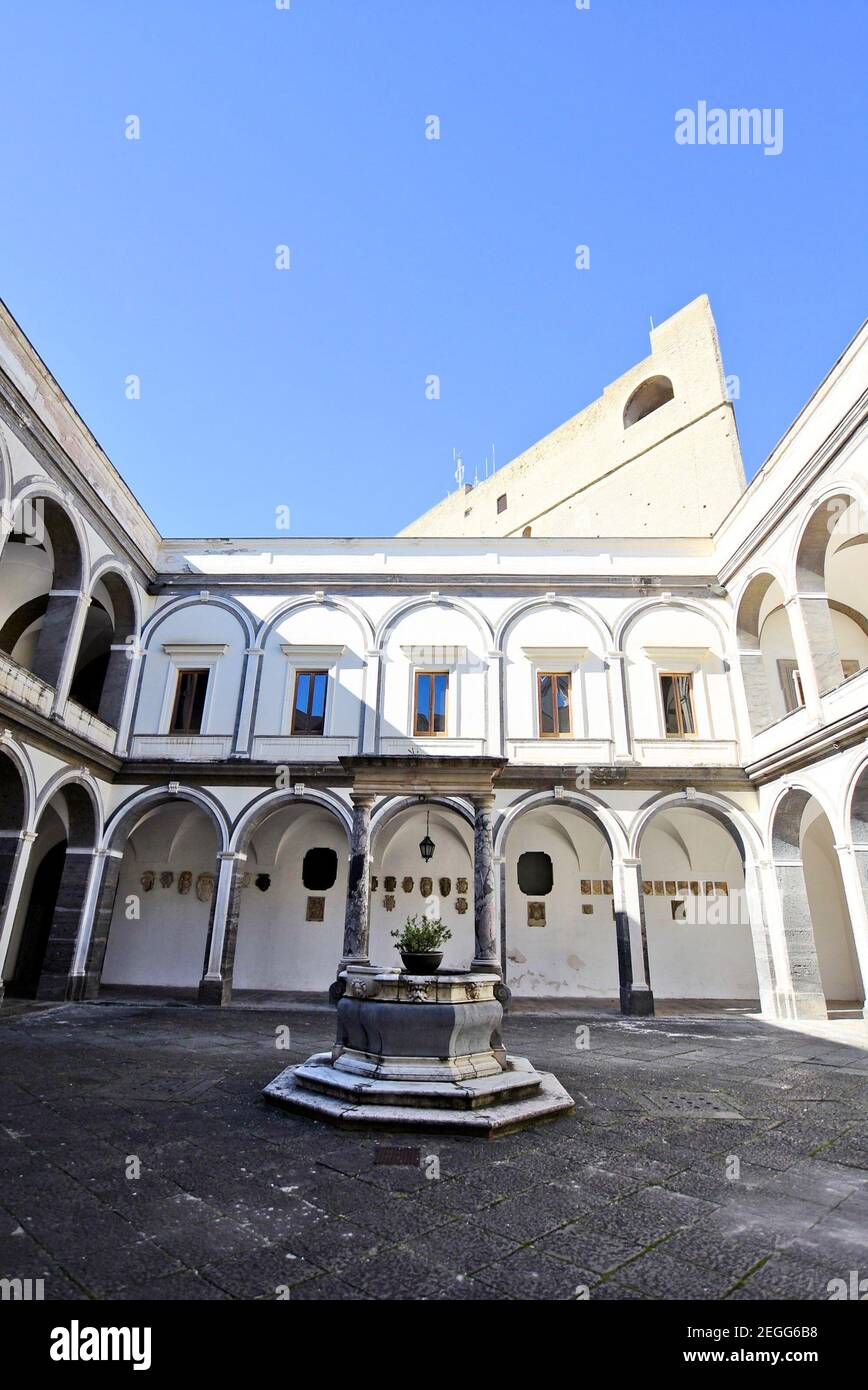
top-left (1, 1000), bottom-right (866, 1301)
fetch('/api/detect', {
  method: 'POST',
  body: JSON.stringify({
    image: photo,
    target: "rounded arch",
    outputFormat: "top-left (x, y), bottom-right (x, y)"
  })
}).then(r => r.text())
top-left (0, 421), bottom-right (12, 509)
top-left (792, 483), bottom-right (868, 592)
top-left (630, 790), bottom-right (764, 863)
top-left (34, 768), bottom-right (103, 846)
top-left (230, 786), bottom-right (352, 853)
top-left (845, 754), bottom-right (868, 846)
top-left (623, 375), bottom-right (674, 429)
top-left (88, 558), bottom-right (142, 634)
top-left (768, 781), bottom-right (843, 857)
top-left (257, 594), bottom-right (375, 649)
top-left (370, 793), bottom-right (476, 841)
top-left (102, 784), bottom-right (230, 854)
top-left (140, 594), bottom-right (256, 650)
top-left (494, 596), bottom-right (613, 653)
top-left (733, 568), bottom-right (789, 648)
top-left (614, 596), bottom-right (730, 653)
top-left (375, 594), bottom-right (494, 650)
top-left (495, 789), bottom-right (629, 861)
top-left (8, 477), bottom-right (89, 589)
top-left (0, 732), bottom-right (37, 832)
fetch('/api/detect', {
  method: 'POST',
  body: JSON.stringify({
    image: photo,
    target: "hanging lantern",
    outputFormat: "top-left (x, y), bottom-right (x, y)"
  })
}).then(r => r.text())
top-left (419, 808), bottom-right (435, 862)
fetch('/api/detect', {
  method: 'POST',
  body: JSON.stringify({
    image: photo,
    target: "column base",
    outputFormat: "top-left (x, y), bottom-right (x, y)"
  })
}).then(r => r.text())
top-left (198, 976), bottom-right (232, 1006)
top-left (620, 984), bottom-right (655, 1016)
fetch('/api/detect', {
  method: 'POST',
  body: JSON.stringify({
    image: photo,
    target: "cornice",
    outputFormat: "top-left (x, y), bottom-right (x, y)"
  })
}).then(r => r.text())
top-left (718, 387), bottom-right (868, 588)
top-left (0, 375), bottom-right (158, 588)
top-left (149, 573), bottom-right (724, 596)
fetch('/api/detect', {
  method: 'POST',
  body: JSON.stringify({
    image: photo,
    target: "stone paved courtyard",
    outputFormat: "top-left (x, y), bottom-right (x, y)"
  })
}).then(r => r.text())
top-left (1, 999), bottom-right (867, 1301)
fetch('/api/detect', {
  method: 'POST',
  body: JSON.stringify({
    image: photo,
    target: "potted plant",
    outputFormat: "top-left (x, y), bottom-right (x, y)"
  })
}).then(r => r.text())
top-left (391, 914), bottom-right (452, 974)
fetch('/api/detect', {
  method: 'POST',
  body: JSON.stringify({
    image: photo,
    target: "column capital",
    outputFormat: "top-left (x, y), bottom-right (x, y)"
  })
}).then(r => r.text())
top-left (217, 850), bottom-right (247, 863)
top-left (618, 856), bottom-right (642, 869)
top-left (350, 792), bottom-right (376, 810)
top-left (470, 792), bottom-right (496, 810)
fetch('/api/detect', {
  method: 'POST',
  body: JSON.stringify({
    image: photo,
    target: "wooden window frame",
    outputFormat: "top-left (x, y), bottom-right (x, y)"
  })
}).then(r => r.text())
top-left (537, 670), bottom-right (573, 738)
top-left (659, 671), bottom-right (697, 739)
top-left (169, 668), bottom-right (209, 735)
top-left (291, 669), bottom-right (329, 736)
top-left (413, 669), bottom-right (449, 738)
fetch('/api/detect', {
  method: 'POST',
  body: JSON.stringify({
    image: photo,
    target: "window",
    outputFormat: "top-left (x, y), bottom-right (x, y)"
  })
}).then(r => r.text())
top-left (517, 851), bottom-right (553, 896)
top-left (842, 659), bottom-right (862, 680)
top-left (497, 494), bottom-right (507, 514)
top-left (292, 671), bottom-right (328, 735)
top-left (778, 659), bottom-right (805, 713)
top-left (170, 669), bottom-right (208, 734)
top-left (302, 847), bottom-right (338, 891)
top-left (538, 672), bottom-right (572, 736)
top-left (413, 670), bottom-right (448, 736)
top-left (623, 375), bottom-right (674, 428)
top-left (660, 672), bottom-right (696, 737)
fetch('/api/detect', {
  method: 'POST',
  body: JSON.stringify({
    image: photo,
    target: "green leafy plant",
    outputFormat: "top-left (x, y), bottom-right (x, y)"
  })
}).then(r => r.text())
top-left (391, 914), bottom-right (452, 953)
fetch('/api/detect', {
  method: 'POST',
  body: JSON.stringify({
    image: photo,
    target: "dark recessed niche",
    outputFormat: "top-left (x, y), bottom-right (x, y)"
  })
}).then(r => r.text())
top-left (303, 847), bottom-right (338, 892)
top-left (517, 851), bottom-right (553, 896)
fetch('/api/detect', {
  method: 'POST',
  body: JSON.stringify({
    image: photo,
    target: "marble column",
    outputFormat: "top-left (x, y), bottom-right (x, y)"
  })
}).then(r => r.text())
top-left (773, 859), bottom-right (827, 1019)
top-left (199, 851), bottom-right (247, 1005)
top-left (341, 793), bottom-right (374, 965)
top-left (613, 858), bottom-right (654, 1015)
top-left (37, 846), bottom-right (97, 999)
top-left (833, 844), bottom-right (868, 1011)
top-left (0, 830), bottom-right (37, 1002)
top-left (472, 794), bottom-right (500, 973)
top-left (738, 648), bottom-right (774, 734)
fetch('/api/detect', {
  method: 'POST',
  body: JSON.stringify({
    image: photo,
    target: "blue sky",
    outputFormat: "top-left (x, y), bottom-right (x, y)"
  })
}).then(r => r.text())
top-left (0, 0), bottom-right (865, 538)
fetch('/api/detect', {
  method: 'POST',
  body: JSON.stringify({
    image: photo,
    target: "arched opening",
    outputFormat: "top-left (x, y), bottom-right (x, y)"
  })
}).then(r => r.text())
top-left (638, 805), bottom-right (759, 1002)
top-left (623, 375), bottom-right (674, 428)
top-left (0, 749), bottom-right (27, 921)
top-left (69, 571), bottom-right (137, 726)
top-left (0, 495), bottom-right (83, 689)
top-left (796, 494), bottom-right (868, 695)
top-left (100, 800), bottom-right (220, 995)
top-left (736, 573), bottom-right (800, 732)
top-left (503, 803), bottom-right (618, 999)
top-left (773, 789), bottom-right (864, 1018)
top-left (369, 802), bottom-right (474, 970)
top-left (3, 781), bottom-right (96, 999)
top-left (232, 802), bottom-right (348, 992)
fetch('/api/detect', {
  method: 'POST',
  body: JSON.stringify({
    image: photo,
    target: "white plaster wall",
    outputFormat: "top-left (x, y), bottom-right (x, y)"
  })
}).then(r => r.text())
top-left (504, 808), bottom-right (619, 998)
top-left (639, 808), bottom-right (758, 999)
top-left (233, 805), bottom-right (348, 991)
top-left (136, 603), bottom-right (248, 733)
top-left (255, 603), bottom-right (366, 737)
top-left (102, 804), bottom-right (218, 988)
top-left (624, 606), bottom-right (734, 742)
top-left (503, 605), bottom-right (610, 742)
top-left (369, 808), bottom-right (475, 970)
top-left (802, 806), bottom-right (864, 1002)
top-left (380, 606), bottom-right (487, 744)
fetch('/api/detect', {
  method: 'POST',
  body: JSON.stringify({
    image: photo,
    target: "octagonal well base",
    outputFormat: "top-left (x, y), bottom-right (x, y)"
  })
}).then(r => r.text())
top-left (262, 966), bottom-right (574, 1136)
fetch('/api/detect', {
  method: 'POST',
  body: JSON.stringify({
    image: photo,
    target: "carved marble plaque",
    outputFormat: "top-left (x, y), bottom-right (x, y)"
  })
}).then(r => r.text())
top-left (528, 901), bottom-right (546, 927)
top-left (438, 877), bottom-right (451, 897)
top-left (402, 877), bottom-right (414, 894)
top-left (456, 877), bottom-right (469, 895)
top-left (306, 896), bottom-right (325, 922)
top-left (384, 894), bottom-right (395, 911)
top-left (455, 897), bottom-right (468, 914)
top-left (384, 876), bottom-right (396, 893)
top-left (420, 877), bottom-right (433, 898)
top-left (178, 870), bottom-right (192, 896)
